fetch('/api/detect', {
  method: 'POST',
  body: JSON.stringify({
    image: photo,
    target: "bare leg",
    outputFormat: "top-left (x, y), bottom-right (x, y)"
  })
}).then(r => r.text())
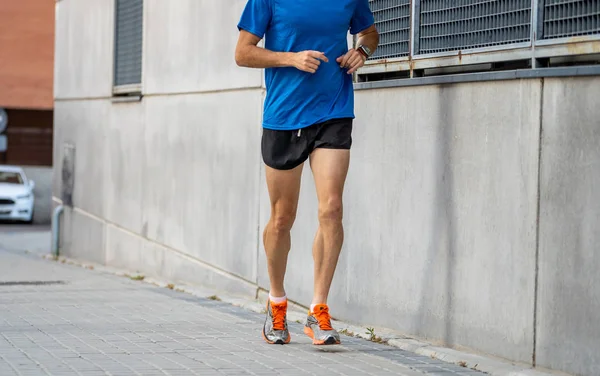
top-left (309, 149), bottom-right (350, 305)
top-left (263, 163), bottom-right (303, 298)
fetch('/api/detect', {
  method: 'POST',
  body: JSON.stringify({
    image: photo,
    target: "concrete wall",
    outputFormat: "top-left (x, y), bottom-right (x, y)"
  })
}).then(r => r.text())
top-left (259, 81), bottom-right (541, 363)
top-left (53, 0), bottom-right (260, 297)
top-left (536, 78), bottom-right (600, 376)
top-left (53, 1), bottom-right (600, 374)
top-left (23, 167), bottom-right (52, 224)
top-left (54, 0), bottom-right (114, 99)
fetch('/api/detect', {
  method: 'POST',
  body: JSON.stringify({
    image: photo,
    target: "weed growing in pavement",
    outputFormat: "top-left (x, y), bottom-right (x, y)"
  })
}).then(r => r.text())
top-left (208, 295), bottom-right (222, 301)
top-left (366, 327), bottom-right (376, 340)
top-left (365, 327), bottom-right (386, 343)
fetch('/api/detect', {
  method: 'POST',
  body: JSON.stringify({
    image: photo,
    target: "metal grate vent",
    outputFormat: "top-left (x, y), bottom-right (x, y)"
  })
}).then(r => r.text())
top-left (369, 0), bottom-right (411, 60)
top-left (541, 0), bottom-right (600, 39)
top-left (418, 0), bottom-right (532, 54)
top-left (114, 0), bottom-right (144, 87)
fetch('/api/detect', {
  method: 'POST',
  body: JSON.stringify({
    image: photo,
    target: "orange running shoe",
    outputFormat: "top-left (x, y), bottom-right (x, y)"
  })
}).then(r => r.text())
top-left (304, 304), bottom-right (340, 345)
top-left (262, 299), bottom-right (291, 345)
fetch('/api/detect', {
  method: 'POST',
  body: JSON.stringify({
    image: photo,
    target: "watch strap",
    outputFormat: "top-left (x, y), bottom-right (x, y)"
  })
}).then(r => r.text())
top-left (357, 46), bottom-right (369, 58)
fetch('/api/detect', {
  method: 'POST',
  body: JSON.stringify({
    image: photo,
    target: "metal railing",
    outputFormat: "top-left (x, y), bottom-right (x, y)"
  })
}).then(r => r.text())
top-left (362, 0), bottom-right (600, 78)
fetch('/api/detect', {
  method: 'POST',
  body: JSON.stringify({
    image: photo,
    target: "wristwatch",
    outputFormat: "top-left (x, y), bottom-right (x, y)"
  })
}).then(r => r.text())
top-left (357, 45), bottom-right (372, 59)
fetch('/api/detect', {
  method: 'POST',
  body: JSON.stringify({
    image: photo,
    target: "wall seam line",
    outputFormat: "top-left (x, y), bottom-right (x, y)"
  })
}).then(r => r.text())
top-left (54, 86), bottom-right (264, 102)
top-left (532, 77), bottom-right (544, 367)
top-left (56, 201), bottom-right (258, 289)
top-left (254, 90), bottom-right (265, 299)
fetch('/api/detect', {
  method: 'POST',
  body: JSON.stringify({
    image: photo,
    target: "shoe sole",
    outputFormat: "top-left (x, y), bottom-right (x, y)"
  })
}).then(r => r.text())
top-left (262, 330), bottom-right (291, 345)
top-left (304, 326), bottom-right (340, 345)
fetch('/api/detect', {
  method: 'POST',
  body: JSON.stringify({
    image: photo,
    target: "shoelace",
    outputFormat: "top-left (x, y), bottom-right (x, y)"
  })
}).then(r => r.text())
top-left (271, 302), bottom-right (287, 331)
top-left (313, 306), bottom-right (333, 331)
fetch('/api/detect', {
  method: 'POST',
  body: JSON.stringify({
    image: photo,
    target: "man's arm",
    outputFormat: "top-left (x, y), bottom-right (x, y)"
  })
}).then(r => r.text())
top-left (235, 30), bottom-right (328, 73)
top-left (337, 25), bottom-right (379, 74)
top-left (356, 25), bottom-right (379, 58)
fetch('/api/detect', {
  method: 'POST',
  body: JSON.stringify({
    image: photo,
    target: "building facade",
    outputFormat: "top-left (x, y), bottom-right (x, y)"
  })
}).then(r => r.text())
top-left (53, 1), bottom-right (600, 375)
top-left (0, 0), bottom-right (55, 222)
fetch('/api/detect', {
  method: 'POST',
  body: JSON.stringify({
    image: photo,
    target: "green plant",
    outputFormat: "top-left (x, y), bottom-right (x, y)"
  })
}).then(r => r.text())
top-left (207, 295), bottom-right (221, 301)
top-left (366, 327), bottom-right (375, 340)
top-left (365, 327), bottom-right (385, 343)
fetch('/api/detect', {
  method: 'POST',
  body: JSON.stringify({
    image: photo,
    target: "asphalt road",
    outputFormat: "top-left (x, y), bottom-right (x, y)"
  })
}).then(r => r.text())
top-left (0, 223), bottom-right (50, 255)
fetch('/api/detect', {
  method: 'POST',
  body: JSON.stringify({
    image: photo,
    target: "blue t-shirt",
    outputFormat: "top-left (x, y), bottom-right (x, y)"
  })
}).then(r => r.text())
top-left (238, 0), bottom-right (374, 130)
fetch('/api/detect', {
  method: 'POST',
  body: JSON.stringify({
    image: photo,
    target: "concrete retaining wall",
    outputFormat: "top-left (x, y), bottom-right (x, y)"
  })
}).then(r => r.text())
top-left (535, 78), bottom-right (600, 376)
top-left (259, 81), bottom-right (542, 363)
top-left (53, 0), bottom-right (600, 374)
top-left (23, 166), bottom-right (52, 224)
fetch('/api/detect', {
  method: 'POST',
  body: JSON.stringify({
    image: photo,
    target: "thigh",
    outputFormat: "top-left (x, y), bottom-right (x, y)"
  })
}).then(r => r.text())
top-left (309, 148), bottom-right (350, 204)
top-left (265, 163), bottom-right (303, 216)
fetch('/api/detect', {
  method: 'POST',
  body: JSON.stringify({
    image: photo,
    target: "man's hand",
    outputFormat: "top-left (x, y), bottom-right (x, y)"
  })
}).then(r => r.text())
top-left (291, 51), bottom-right (329, 73)
top-left (336, 49), bottom-right (367, 74)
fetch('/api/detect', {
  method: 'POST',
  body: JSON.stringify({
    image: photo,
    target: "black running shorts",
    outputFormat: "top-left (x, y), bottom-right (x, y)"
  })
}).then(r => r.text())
top-left (261, 117), bottom-right (353, 170)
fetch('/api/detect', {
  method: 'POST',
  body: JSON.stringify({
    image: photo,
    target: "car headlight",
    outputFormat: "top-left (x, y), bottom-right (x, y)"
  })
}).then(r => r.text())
top-left (17, 194), bottom-right (32, 200)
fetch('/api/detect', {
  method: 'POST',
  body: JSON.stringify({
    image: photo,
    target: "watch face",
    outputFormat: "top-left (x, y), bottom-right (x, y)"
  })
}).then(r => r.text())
top-left (362, 46), bottom-right (372, 56)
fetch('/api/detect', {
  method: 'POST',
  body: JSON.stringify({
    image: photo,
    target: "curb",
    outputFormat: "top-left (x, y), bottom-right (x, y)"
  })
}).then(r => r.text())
top-left (41, 253), bottom-right (568, 376)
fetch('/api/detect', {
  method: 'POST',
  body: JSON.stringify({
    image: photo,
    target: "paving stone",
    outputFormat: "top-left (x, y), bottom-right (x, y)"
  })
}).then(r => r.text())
top-left (0, 249), bottom-right (485, 376)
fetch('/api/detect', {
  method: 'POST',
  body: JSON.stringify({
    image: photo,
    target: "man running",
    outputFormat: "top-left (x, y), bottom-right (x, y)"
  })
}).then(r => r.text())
top-left (235, 0), bottom-right (379, 345)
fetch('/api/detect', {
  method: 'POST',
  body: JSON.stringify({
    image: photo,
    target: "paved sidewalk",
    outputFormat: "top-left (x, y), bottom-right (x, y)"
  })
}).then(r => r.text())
top-left (0, 249), bottom-right (483, 376)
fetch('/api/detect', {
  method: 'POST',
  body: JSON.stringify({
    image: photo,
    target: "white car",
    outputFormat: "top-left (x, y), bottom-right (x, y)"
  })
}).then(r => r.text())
top-left (0, 166), bottom-right (35, 224)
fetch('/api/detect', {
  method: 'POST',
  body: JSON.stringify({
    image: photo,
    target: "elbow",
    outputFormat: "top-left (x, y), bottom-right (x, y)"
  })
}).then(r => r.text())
top-left (235, 48), bottom-right (247, 67)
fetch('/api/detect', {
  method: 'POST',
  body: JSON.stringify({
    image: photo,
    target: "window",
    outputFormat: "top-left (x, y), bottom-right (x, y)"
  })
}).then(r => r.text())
top-left (113, 0), bottom-right (144, 94)
top-left (0, 171), bottom-right (24, 185)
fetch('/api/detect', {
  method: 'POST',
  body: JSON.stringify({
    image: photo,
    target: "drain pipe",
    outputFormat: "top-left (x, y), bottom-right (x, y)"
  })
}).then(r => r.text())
top-left (52, 205), bottom-right (64, 258)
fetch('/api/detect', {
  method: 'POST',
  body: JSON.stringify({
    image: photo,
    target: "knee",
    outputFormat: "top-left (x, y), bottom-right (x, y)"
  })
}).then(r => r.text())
top-left (318, 197), bottom-right (343, 225)
top-left (270, 212), bottom-right (295, 233)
